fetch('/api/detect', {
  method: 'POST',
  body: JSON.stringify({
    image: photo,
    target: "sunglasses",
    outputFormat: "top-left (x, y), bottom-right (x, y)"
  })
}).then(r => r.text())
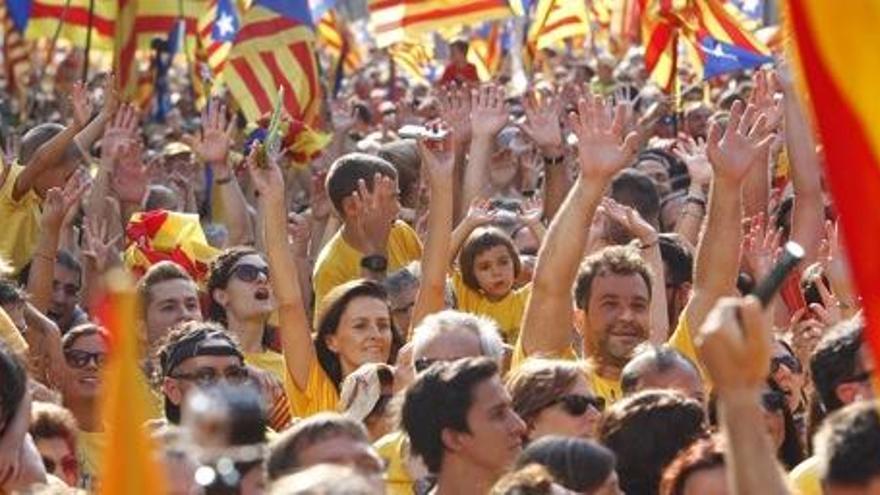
top-left (232, 264), bottom-right (269, 283)
top-left (171, 366), bottom-right (250, 386)
top-left (64, 349), bottom-right (106, 369)
top-left (761, 390), bottom-right (787, 412)
top-left (771, 354), bottom-right (802, 374)
top-left (549, 394), bottom-right (605, 416)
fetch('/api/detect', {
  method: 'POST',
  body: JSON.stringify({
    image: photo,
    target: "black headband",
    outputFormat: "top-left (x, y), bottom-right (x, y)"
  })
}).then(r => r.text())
top-left (161, 330), bottom-right (243, 376)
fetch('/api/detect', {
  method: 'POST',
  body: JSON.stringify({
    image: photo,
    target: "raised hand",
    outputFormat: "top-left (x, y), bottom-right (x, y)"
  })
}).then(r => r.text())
top-left (331, 99), bottom-right (357, 133)
top-left (673, 134), bottom-right (713, 188)
top-left (186, 98), bottom-right (232, 166)
top-left (464, 197), bottom-right (496, 226)
top-left (749, 70), bottom-right (783, 132)
top-left (287, 212), bottom-right (312, 258)
top-left (740, 212), bottom-right (782, 281)
top-left (706, 100), bottom-right (774, 184)
top-left (438, 85), bottom-right (472, 145)
top-left (101, 104), bottom-right (139, 170)
top-left (110, 141), bottom-right (148, 205)
top-left (246, 145), bottom-right (285, 203)
top-left (696, 296), bottom-right (772, 394)
top-left (42, 169), bottom-right (90, 231)
top-left (601, 196), bottom-right (657, 244)
top-left (98, 73), bottom-right (121, 121)
top-left (350, 174), bottom-right (397, 255)
top-left (69, 81), bottom-right (94, 129)
top-left (568, 92), bottom-right (639, 180)
top-left (470, 84), bottom-right (508, 138)
top-left (520, 89), bottom-right (563, 153)
top-left (81, 215), bottom-right (122, 273)
top-left (309, 171), bottom-right (332, 222)
top-left (818, 220), bottom-right (854, 300)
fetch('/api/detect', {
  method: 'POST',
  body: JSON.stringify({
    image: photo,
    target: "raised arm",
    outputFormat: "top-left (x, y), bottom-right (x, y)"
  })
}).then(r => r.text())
top-left (248, 148), bottom-right (313, 390)
top-left (778, 69), bottom-right (824, 263)
top-left (672, 135), bottom-right (712, 248)
top-left (86, 103), bottom-right (138, 223)
top-left (74, 75), bottom-right (120, 156)
top-left (684, 101), bottom-right (774, 337)
top-left (187, 99), bottom-right (254, 246)
top-left (461, 84), bottom-right (508, 216)
top-left (410, 128), bottom-right (456, 334)
top-left (26, 171), bottom-right (90, 314)
top-left (449, 198), bottom-right (495, 266)
top-left (520, 89), bottom-right (567, 221)
top-left (13, 83), bottom-right (91, 200)
top-left (697, 296), bottom-right (789, 495)
top-left (741, 71), bottom-right (780, 219)
top-left (437, 86), bottom-right (472, 222)
top-left (520, 94), bottom-right (639, 355)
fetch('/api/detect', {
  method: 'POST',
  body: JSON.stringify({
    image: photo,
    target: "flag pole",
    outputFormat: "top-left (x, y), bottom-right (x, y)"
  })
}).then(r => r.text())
top-left (82, 0), bottom-right (95, 82)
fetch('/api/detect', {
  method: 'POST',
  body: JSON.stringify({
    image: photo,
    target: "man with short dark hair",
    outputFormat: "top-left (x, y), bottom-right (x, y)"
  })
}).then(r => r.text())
top-left (137, 261), bottom-right (202, 352)
top-left (401, 356), bottom-right (526, 495)
top-left (47, 250), bottom-right (88, 333)
top-left (266, 412), bottom-right (383, 482)
top-left (814, 400), bottom-right (880, 495)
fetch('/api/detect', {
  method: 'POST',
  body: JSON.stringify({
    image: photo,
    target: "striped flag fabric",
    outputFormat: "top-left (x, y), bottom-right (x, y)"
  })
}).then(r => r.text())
top-left (96, 270), bottom-right (168, 495)
top-left (2, 1), bottom-right (31, 97)
top-left (786, 0), bottom-right (880, 386)
top-left (368, 0), bottom-right (512, 48)
top-left (25, 0), bottom-right (117, 50)
top-left (641, 0), bottom-right (770, 92)
top-left (197, 0), bottom-right (239, 79)
top-left (527, 0), bottom-right (590, 51)
top-left (388, 41), bottom-right (433, 85)
top-left (222, 0), bottom-right (322, 125)
top-left (115, 0), bottom-right (140, 99)
top-left (468, 22), bottom-right (502, 81)
top-left (316, 10), bottom-right (362, 76)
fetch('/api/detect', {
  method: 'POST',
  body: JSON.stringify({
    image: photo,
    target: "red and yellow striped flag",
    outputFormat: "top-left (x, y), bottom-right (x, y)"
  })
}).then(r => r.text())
top-left (786, 1), bottom-right (880, 381)
top-left (468, 22), bottom-right (502, 82)
top-left (2, 4), bottom-right (30, 98)
top-left (317, 10), bottom-right (363, 75)
top-left (25, 0), bottom-right (117, 50)
top-left (368, 0), bottom-right (512, 48)
top-left (115, 0), bottom-right (140, 99)
top-left (528, 0), bottom-right (590, 51)
top-left (96, 269), bottom-right (167, 495)
top-left (388, 41), bottom-right (433, 85)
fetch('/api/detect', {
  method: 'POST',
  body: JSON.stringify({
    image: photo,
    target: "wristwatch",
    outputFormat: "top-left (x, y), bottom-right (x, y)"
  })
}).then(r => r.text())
top-left (361, 255), bottom-right (389, 273)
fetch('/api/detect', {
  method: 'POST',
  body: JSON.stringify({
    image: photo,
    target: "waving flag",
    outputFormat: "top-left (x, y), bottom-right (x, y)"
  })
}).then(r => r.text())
top-left (2, 1), bottom-right (31, 97)
top-left (223, 0), bottom-right (322, 125)
top-left (388, 41), bottom-right (433, 84)
top-left (786, 0), bottom-right (880, 387)
top-left (468, 22), bottom-right (502, 81)
top-left (96, 270), bottom-right (167, 495)
top-left (310, 0), bottom-right (336, 22)
top-left (316, 9), bottom-right (362, 76)
top-left (26, 0), bottom-right (116, 49)
top-left (197, 0), bottom-right (239, 79)
top-left (368, 0), bottom-right (512, 48)
top-left (641, 0), bottom-right (770, 92)
top-left (528, 0), bottom-right (590, 51)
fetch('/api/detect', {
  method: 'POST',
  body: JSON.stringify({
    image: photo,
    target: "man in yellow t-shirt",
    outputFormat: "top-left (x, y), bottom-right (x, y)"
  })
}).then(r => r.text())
top-left (312, 153), bottom-right (422, 314)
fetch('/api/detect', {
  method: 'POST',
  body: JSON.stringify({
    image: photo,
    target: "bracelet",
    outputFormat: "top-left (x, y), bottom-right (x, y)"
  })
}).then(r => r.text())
top-left (542, 154), bottom-right (565, 166)
top-left (215, 175), bottom-right (235, 185)
top-left (685, 195), bottom-right (707, 209)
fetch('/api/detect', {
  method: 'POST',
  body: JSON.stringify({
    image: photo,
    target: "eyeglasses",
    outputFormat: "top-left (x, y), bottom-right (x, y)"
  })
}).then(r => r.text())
top-left (232, 264), bottom-right (269, 283)
top-left (761, 390), bottom-right (787, 412)
top-left (64, 349), bottom-right (106, 369)
top-left (771, 354), bottom-right (802, 374)
top-left (549, 394), bottom-right (605, 416)
top-left (170, 366), bottom-right (250, 386)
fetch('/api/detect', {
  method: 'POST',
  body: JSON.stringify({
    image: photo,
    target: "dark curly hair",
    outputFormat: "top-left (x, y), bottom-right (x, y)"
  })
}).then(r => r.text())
top-left (315, 279), bottom-right (403, 391)
top-left (458, 227), bottom-right (522, 293)
top-left (660, 436), bottom-right (725, 495)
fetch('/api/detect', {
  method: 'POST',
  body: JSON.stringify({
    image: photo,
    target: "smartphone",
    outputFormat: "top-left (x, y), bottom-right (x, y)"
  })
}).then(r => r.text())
top-left (398, 125), bottom-right (449, 141)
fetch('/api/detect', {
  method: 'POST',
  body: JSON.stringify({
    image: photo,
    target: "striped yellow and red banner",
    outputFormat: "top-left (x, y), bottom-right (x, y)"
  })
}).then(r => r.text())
top-left (197, 0), bottom-right (235, 79)
top-left (115, 0), bottom-right (140, 98)
top-left (2, 4), bottom-right (30, 97)
top-left (316, 10), bottom-right (363, 75)
top-left (96, 269), bottom-right (167, 495)
top-left (528, 0), bottom-right (590, 51)
top-left (468, 22), bottom-right (502, 82)
top-left (388, 40), bottom-right (433, 84)
top-left (786, 1), bottom-right (880, 381)
top-left (368, 0), bottom-right (512, 48)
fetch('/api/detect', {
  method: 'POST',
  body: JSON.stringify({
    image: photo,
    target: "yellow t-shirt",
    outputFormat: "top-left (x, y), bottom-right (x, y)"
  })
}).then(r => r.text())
top-left (0, 163), bottom-right (42, 274)
top-left (0, 306), bottom-right (28, 355)
top-left (374, 430), bottom-right (417, 495)
top-left (452, 272), bottom-right (531, 343)
top-left (510, 313), bottom-right (697, 405)
top-left (245, 350), bottom-right (286, 383)
top-left (789, 456), bottom-right (821, 495)
top-left (76, 429), bottom-right (105, 490)
top-left (312, 220), bottom-right (423, 314)
top-left (285, 358), bottom-right (339, 418)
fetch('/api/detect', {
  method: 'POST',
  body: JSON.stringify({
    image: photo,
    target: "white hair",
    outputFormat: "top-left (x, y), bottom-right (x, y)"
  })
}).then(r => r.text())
top-left (411, 309), bottom-right (505, 362)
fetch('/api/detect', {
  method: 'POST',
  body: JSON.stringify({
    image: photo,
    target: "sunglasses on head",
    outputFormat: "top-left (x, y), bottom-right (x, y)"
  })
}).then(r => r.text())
top-left (232, 264), bottom-right (269, 283)
top-left (771, 354), bottom-right (802, 374)
top-left (761, 390), bottom-right (787, 412)
top-left (549, 394), bottom-right (605, 416)
top-left (64, 349), bottom-right (106, 369)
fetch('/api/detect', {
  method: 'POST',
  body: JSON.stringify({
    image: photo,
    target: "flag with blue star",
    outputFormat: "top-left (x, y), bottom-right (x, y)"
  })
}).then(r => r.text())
top-left (213, 0), bottom-right (240, 42)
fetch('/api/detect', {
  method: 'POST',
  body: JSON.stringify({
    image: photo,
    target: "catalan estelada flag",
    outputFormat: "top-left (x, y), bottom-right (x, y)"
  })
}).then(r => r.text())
top-left (316, 9), bottom-right (362, 77)
top-left (115, 0), bottom-right (139, 98)
top-left (197, 0), bottom-right (239, 79)
top-left (25, 0), bottom-right (116, 49)
top-left (786, 1), bottom-right (880, 384)
top-left (222, 0), bottom-right (321, 125)
top-left (528, 0), bottom-right (590, 51)
top-left (2, 1), bottom-right (31, 98)
top-left (468, 22), bottom-right (502, 81)
top-left (388, 40), bottom-right (433, 85)
top-left (96, 269), bottom-right (167, 495)
top-left (641, 0), bottom-right (770, 92)
top-left (368, 0), bottom-right (512, 48)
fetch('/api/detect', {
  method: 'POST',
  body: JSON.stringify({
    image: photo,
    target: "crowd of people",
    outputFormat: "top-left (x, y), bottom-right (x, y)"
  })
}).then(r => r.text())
top-left (0, 36), bottom-right (878, 495)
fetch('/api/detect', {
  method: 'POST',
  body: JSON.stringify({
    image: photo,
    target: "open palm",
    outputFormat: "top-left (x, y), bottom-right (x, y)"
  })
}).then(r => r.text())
top-left (569, 94), bottom-right (639, 180)
top-left (706, 101), bottom-right (774, 183)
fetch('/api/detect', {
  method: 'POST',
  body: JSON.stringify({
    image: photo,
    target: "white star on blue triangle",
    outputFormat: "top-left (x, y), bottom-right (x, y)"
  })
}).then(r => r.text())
top-left (699, 36), bottom-right (772, 80)
top-left (213, 0), bottom-right (240, 42)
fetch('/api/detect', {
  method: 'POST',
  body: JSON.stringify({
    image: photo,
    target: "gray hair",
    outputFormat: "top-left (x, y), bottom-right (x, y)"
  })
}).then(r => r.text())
top-left (383, 262), bottom-right (421, 295)
top-left (411, 309), bottom-right (505, 362)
